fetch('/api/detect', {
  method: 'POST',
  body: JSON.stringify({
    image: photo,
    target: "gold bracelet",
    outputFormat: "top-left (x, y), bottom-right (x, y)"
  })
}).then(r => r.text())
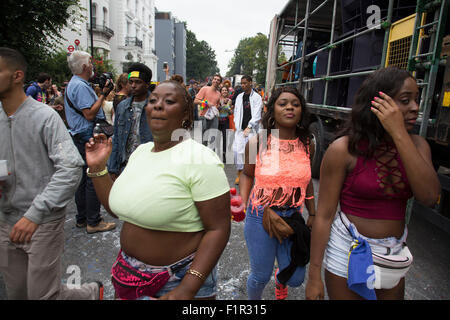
top-left (186, 269), bottom-right (206, 281)
top-left (86, 167), bottom-right (108, 178)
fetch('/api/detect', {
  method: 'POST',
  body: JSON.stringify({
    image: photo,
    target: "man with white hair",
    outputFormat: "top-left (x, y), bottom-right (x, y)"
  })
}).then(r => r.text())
top-left (64, 51), bottom-right (116, 234)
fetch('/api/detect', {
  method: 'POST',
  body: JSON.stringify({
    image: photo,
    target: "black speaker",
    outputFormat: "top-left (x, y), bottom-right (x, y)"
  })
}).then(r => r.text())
top-left (312, 78), bottom-right (348, 107)
top-left (346, 75), bottom-right (367, 107)
top-left (351, 29), bottom-right (384, 72)
top-left (296, 30), bottom-right (331, 78)
top-left (330, 31), bottom-right (354, 75)
top-left (315, 50), bottom-right (328, 77)
top-left (341, 0), bottom-right (363, 34)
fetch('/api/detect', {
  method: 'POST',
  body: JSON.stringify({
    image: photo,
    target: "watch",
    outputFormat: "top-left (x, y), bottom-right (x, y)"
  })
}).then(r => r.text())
top-left (247, 124), bottom-right (253, 129)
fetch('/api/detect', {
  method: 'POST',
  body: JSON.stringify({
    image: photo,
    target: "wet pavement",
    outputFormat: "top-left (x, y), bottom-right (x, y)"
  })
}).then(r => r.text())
top-left (0, 164), bottom-right (449, 300)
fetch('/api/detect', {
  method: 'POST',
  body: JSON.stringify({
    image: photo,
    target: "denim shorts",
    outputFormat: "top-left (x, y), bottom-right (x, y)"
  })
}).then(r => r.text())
top-left (323, 212), bottom-right (408, 278)
top-left (121, 250), bottom-right (217, 299)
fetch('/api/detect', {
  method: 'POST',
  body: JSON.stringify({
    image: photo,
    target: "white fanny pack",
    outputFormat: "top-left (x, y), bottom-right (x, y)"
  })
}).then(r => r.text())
top-left (339, 212), bottom-right (413, 290)
top-left (204, 106), bottom-right (219, 120)
top-left (371, 245), bottom-right (413, 289)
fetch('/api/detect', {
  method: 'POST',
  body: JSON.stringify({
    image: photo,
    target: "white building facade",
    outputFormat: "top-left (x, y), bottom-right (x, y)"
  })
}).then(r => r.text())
top-left (61, 0), bottom-right (158, 79)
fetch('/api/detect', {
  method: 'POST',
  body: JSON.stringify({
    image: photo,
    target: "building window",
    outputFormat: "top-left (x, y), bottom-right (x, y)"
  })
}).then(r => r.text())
top-left (92, 3), bottom-right (97, 25)
top-left (103, 7), bottom-right (108, 27)
top-left (127, 21), bottom-right (131, 36)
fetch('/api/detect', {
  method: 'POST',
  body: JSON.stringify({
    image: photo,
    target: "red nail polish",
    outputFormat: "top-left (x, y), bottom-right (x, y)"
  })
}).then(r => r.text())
top-left (379, 91), bottom-right (384, 95)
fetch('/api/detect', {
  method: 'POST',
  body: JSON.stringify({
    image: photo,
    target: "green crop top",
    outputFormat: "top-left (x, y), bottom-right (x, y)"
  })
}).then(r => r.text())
top-left (108, 139), bottom-right (230, 232)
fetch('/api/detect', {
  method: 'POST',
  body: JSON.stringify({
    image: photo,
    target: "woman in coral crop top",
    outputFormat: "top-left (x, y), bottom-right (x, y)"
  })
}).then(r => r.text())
top-left (84, 81), bottom-right (231, 300)
top-left (239, 87), bottom-right (317, 300)
top-left (306, 67), bottom-right (440, 300)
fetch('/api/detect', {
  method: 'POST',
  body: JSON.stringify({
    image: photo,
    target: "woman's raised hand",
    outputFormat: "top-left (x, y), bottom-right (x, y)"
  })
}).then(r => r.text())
top-left (85, 133), bottom-right (113, 170)
top-left (370, 91), bottom-right (407, 138)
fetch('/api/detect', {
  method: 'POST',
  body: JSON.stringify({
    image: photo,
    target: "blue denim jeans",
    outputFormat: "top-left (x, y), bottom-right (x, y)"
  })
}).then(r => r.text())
top-left (120, 250), bottom-right (217, 299)
top-left (72, 130), bottom-right (101, 227)
top-left (244, 202), bottom-right (306, 299)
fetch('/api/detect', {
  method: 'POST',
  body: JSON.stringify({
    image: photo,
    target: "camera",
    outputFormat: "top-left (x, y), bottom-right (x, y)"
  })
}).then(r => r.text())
top-left (93, 72), bottom-right (114, 91)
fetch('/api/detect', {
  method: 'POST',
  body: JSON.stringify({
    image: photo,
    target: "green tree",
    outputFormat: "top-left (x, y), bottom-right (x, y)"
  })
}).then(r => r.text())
top-left (37, 46), bottom-right (117, 88)
top-left (226, 33), bottom-right (269, 85)
top-left (92, 53), bottom-right (117, 79)
top-left (0, 0), bottom-right (85, 81)
top-left (40, 50), bottom-right (73, 86)
top-left (186, 29), bottom-right (220, 81)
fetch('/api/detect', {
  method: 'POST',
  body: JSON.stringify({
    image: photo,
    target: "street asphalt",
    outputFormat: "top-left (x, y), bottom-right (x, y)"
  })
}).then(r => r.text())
top-left (0, 164), bottom-right (449, 300)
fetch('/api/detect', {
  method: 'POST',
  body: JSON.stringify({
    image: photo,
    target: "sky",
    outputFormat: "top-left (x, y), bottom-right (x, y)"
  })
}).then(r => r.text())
top-left (155, 0), bottom-right (290, 76)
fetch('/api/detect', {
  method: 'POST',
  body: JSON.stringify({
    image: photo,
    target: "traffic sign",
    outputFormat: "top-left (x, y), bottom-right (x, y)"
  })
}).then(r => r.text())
top-left (74, 39), bottom-right (80, 46)
top-left (68, 45), bottom-right (75, 52)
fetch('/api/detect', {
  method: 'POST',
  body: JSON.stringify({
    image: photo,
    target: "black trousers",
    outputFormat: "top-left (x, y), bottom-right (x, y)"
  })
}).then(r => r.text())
top-left (72, 133), bottom-right (102, 227)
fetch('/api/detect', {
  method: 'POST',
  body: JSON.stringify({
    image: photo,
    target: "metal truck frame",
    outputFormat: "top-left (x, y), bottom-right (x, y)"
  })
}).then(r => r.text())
top-left (265, 0), bottom-right (450, 231)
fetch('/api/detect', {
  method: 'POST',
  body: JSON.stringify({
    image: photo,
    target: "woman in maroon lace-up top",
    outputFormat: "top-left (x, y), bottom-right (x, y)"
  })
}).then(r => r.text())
top-left (306, 67), bottom-right (440, 300)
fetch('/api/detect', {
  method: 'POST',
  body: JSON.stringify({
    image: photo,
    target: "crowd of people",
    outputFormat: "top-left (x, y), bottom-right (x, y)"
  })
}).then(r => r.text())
top-left (0, 47), bottom-right (441, 301)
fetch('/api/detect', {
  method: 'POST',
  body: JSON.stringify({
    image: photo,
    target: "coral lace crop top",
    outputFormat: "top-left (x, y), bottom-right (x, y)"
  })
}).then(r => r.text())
top-left (249, 135), bottom-right (311, 211)
top-left (340, 141), bottom-right (413, 220)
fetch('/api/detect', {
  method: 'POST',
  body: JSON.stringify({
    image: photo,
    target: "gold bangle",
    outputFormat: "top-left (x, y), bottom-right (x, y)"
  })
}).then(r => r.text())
top-left (86, 167), bottom-right (108, 178)
top-left (186, 269), bottom-right (206, 281)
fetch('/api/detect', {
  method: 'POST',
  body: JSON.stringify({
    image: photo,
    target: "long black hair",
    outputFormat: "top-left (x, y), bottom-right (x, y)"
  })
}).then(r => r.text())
top-left (261, 86), bottom-right (311, 152)
top-left (342, 66), bottom-right (414, 157)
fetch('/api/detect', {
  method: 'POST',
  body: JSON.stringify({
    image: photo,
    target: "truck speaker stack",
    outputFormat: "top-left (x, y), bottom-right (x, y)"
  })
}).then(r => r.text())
top-left (312, 0), bottom-right (417, 107)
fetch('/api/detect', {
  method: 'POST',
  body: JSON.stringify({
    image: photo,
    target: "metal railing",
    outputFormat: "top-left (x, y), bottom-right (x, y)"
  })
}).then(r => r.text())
top-left (86, 23), bottom-right (115, 38)
top-left (125, 37), bottom-right (143, 48)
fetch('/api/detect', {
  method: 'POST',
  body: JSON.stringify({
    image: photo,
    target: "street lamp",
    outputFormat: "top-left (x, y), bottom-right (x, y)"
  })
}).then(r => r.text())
top-left (89, 0), bottom-right (94, 57)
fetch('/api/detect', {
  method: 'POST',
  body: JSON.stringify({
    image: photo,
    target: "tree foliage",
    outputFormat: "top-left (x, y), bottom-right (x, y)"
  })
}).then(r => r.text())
top-left (40, 50), bottom-right (73, 86)
top-left (0, 0), bottom-right (85, 81)
top-left (186, 29), bottom-right (220, 82)
top-left (226, 33), bottom-right (269, 85)
top-left (38, 48), bottom-right (117, 87)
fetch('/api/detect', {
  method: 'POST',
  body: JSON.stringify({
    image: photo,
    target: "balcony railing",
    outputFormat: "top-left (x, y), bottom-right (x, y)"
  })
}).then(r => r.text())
top-left (86, 23), bottom-right (115, 38)
top-left (125, 37), bottom-right (143, 49)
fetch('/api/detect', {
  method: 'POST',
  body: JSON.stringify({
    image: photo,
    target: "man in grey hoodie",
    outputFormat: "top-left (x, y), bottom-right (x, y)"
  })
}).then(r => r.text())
top-left (0, 47), bottom-right (103, 300)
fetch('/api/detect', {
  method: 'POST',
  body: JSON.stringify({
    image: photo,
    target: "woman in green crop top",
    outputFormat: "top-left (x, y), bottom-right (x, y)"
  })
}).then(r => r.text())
top-left (84, 80), bottom-right (231, 300)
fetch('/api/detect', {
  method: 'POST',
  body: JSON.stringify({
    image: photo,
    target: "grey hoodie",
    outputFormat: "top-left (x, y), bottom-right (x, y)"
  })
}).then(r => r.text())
top-left (0, 97), bottom-right (84, 225)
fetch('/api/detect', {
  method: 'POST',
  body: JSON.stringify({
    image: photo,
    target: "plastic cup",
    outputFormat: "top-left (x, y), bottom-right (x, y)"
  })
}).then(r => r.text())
top-left (0, 160), bottom-right (8, 180)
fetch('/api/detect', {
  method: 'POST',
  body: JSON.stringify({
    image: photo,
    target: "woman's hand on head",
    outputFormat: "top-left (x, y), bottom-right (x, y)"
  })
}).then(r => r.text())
top-left (370, 91), bottom-right (407, 138)
top-left (85, 133), bottom-right (112, 170)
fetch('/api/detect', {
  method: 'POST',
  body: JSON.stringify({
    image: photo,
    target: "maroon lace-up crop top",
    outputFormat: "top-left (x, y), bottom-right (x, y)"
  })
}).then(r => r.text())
top-left (340, 141), bottom-right (413, 220)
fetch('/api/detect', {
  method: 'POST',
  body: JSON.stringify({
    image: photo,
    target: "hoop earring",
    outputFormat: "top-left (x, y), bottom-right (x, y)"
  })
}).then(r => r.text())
top-left (182, 119), bottom-right (191, 129)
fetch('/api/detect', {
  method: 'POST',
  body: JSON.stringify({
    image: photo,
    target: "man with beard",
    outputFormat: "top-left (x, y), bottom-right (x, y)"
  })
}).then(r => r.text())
top-left (0, 47), bottom-right (104, 299)
top-left (64, 51), bottom-right (116, 234)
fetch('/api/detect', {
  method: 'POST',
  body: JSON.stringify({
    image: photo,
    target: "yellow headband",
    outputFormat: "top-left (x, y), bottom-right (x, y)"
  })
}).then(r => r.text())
top-left (128, 71), bottom-right (140, 79)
